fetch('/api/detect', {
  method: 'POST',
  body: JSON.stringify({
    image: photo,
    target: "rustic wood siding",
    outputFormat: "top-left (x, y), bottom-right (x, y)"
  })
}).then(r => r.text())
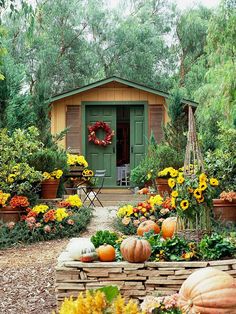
top-left (51, 82), bottom-right (168, 148)
top-left (66, 105), bottom-right (81, 153)
top-left (149, 105), bottom-right (164, 143)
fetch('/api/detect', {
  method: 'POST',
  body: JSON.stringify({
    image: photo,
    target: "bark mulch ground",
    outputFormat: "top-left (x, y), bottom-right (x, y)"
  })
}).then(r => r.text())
top-left (0, 206), bottom-right (117, 314)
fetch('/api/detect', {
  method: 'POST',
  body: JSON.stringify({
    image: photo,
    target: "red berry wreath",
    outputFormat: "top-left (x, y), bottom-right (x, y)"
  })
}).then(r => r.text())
top-left (88, 121), bottom-right (115, 146)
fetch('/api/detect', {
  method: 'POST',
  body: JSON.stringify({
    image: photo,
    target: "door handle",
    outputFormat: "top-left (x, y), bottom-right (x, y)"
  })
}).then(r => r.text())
top-left (113, 146), bottom-right (116, 153)
top-left (131, 146), bottom-right (134, 153)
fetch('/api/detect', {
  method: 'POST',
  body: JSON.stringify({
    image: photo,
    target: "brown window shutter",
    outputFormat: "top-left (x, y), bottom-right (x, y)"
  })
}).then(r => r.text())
top-left (66, 105), bottom-right (81, 153)
top-left (149, 105), bottom-right (164, 143)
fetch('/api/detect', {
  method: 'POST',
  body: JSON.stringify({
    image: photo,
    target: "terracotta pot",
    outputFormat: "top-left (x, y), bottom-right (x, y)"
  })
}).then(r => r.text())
top-left (213, 198), bottom-right (236, 223)
top-left (155, 178), bottom-right (171, 196)
top-left (41, 179), bottom-right (60, 199)
top-left (0, 206), bottom-right (23, 223)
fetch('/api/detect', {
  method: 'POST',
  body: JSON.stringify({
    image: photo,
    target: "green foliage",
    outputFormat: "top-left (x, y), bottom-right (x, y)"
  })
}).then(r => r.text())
top-left (0, 127), bottom-right (43, 197)
top-left (130, 142), bottom-right (182, 187)
top-left (204, 125), bottom-right (236, 191)
top-left (198, 233), bottom-right (236, 260)
top-left (90, 230), bottom-right (119, 248)
top-left (145, 232), bottom-right (197, 261)
top-left (96, 286), bottom-right (119, 303)
top-left (0, 206), bottom-right (93, 249)
top-left (163, 88), bottom-right (187, 157)
top-left (113, 217), bottom-right (137, 235)
top-left (29, 147), bottom-right (68, 174)
top-left (196, 1), bottom-right (236, 150)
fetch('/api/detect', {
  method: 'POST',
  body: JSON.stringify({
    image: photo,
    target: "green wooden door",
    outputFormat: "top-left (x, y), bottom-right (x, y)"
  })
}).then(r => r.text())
top-left (130, 106), bottom-right (146, 171)
top-left (86, 105), bottom-right (116, 186)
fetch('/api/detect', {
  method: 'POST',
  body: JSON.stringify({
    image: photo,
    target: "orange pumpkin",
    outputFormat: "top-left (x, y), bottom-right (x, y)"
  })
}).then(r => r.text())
top-left (120, 237), bottom-right (151, 263)
top-left (161, 217), bottom-right (177, 239)
top-left (97, 244), bottom-right (116, 262)
top-left (137, 220), bottom-right (160, 236)
top-left (178, 267), bottom-right (236, 314)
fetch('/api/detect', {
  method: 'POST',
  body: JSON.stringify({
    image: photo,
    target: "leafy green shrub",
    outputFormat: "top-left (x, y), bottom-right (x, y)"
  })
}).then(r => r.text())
top-left (29, 147), bottom-right (69, 174)
top-left (0, 206), bottom-right (93, 249)
top-left (113, 217), bottom-right (137, 235)
top-left (198, 233), bottom-right (236, 260)
top-left (0, 127), bottom-right (43, 198)
top-left (204, 125), bottom-right (236, 192)
top-left (90, 230), bottom-right (119, 248)
top-left (144, 232), bottom-right (198, 261)
top-left (130, 143), bottom-right (183, 187)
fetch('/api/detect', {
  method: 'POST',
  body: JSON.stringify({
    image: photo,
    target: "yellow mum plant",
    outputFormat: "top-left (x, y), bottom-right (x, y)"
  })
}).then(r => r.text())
top-left (67, 153), bottom-right (88, 168)
top-left (56, 288), bottom-right (142, 314)
top-left (42, 169), bottom-right (63, 180)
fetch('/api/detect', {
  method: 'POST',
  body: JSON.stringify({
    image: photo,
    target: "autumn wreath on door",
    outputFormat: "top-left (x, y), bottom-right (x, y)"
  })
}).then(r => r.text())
top-left (88, 121), bottom-right (115, 146)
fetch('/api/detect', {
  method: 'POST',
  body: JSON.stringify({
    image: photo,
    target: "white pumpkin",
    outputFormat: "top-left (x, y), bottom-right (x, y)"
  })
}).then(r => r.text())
top-left (68, 238), bottom-right (96, 260)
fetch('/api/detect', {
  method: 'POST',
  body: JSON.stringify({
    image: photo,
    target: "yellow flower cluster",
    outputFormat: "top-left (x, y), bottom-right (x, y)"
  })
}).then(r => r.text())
top-left (149, 194), bottom-right (163, 207)
top-left (57, 290), bottom-right (142, 314)
top-left (65, 195), bottom-right (82, 208)
top-left (158, 167), bottom-right (179, 178)
top-left (32, 204), bottom-right (49, 214)
top-left (55, 207), bottom-right (69, 222)
top-left (0, 190), bottom-right (10, 206)
top-left (67, 153), bottom-right (88, 168)
top-left (117, 205), bottom-right (133, 218)
top-left (43, 169), bottom-right (63, 180)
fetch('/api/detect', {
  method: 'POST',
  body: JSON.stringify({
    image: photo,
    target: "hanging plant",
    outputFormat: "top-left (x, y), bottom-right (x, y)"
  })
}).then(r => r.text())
top-left (88, 121), bottom-right (114, 147)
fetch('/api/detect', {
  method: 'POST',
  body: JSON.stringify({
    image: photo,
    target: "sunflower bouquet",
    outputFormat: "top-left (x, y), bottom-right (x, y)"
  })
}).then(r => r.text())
top-left (169, 171), bottom-right (219, 225)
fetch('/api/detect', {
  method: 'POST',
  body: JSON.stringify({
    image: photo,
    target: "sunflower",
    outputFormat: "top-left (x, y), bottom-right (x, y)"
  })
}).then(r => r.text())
top-left (188, 187), bottom-right (194, 193)
top-left (199, 173), bottom-right (207, 182)
top-left (210, 178), bottom-right (219, 186)
top-left (180, 200), bottom-right (189, 210)
top-left (171, 190), bottom-right (178, 198)
top-left (197, 196), bottom-right (204, 203)
top-left (177, 176), bottom-right (185, 184)
top-left (199, 182), bottom-right (207, 191)
top-left (168, 178), bottom-right (176, 189)
top-left (194, 188), bottom-right (202, 199)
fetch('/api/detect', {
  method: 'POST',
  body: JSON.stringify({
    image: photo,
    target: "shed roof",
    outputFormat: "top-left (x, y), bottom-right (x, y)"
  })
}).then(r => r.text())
top-left (51, 76), bottom-right (198, 107)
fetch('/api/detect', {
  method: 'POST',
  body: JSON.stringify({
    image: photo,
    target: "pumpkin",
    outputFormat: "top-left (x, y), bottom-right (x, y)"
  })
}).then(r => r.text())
top-left (178, 267), bottom-right (236, 314)
top-left (161, 217), bottom-right (177, 239)
top-left (68, 238), bottom-right (96, 261)
top-left (120, 237), bottom-right (151, 263)
top-left (137, 220), bottom-right (160, 236)
top-left (97, 244), bottom-right (116, 262)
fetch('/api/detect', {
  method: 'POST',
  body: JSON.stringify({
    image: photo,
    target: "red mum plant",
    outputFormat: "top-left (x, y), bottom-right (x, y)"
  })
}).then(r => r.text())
top-left (10, 195), bottom-right (29, 208)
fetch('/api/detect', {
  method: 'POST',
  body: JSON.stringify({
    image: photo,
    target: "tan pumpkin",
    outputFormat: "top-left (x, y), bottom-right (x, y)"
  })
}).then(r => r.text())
top-left (120, 237), bottom-right (151, 263)
top-left (178, 267), bottom-right (236, 314)
top-left (161, 217), bottom-right (177, 239)
top-left (137, 220), bottom-right (160, 236)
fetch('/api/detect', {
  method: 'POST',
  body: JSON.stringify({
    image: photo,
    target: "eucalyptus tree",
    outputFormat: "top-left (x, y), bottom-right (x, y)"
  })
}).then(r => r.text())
top-left (196, 0), bottom-right (236, 150)
top-left (175, 5), bottom-right (212, 97)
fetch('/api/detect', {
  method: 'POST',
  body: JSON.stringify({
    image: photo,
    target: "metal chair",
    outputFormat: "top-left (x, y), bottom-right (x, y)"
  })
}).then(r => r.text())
top-left (119, 164), bottom-right (130, 186)
top-left (83, 170), bottom-right (106, 207)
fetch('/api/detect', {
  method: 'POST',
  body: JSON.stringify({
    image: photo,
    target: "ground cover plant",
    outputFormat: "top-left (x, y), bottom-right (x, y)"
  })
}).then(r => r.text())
top-left (0, 195), bottom-right (93, 249)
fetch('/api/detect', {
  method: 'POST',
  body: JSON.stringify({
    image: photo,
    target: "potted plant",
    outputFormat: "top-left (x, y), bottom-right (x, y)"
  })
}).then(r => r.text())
top-left (204, 125), bottom-right (236, 223)
top-left (213, 191), bottom-right (236, 223)
top-left (0, 193), bottom-right (30, 222)
top-left (29, 147), bottom-right (68, 199)
top-left (67, 153), bottom-right (88, 172)
top-left (154, 145), bottom-right (183, 196)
